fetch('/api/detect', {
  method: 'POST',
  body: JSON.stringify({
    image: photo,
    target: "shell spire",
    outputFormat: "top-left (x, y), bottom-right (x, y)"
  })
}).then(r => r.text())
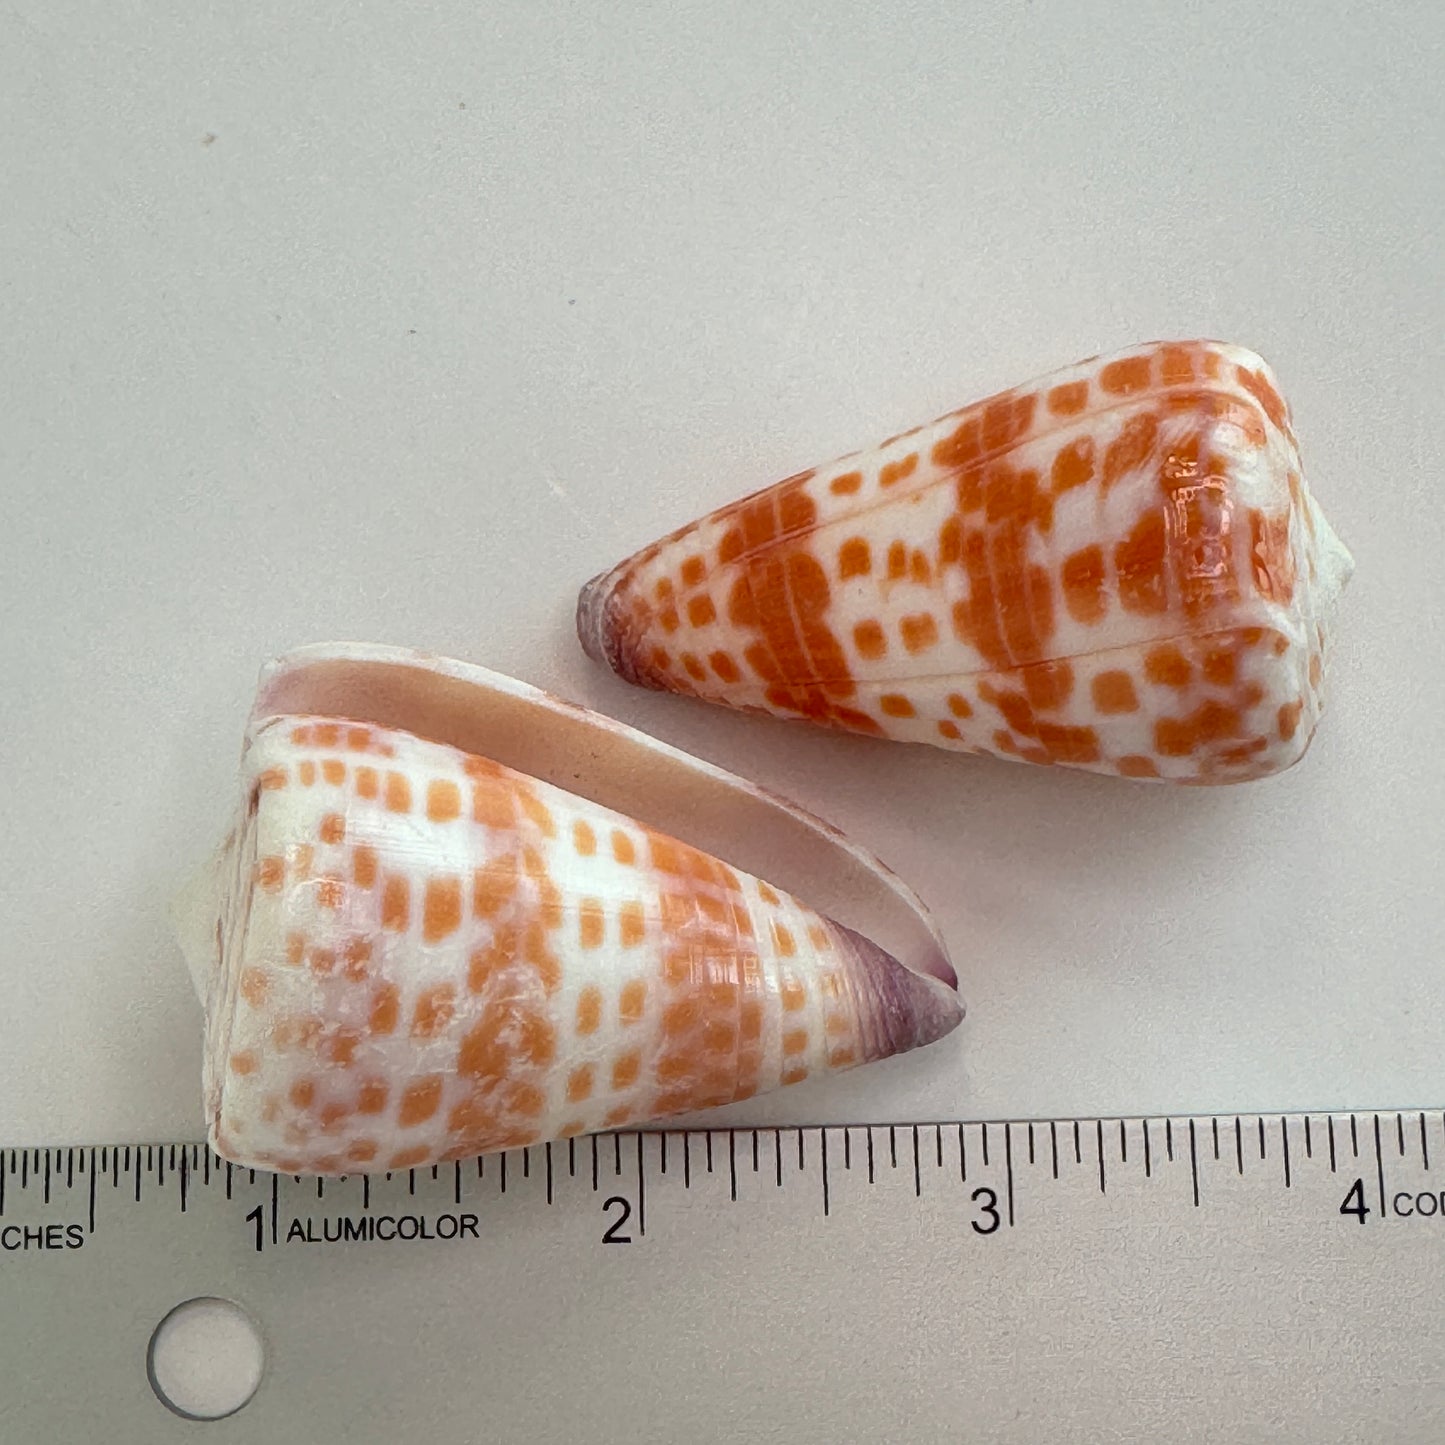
top-left (578, 340), bottom-right (1354, 784)
top-left (175, 645), bottom-right (961, 1176)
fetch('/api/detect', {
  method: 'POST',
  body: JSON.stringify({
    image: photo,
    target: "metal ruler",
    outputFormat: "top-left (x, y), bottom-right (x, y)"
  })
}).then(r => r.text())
top-left (2, 1110), bottom-right (1443, 1443)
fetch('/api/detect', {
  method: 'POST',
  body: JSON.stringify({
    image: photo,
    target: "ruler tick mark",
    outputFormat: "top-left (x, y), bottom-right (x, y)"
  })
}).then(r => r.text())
top-left (1257, 1117), bottom-right (1266, 1160)
top-left (1420, 1113), bottom-right (1430, 1171)
top-left (1028, 1123), bottom-right (1035, 1166)
top-left (1350, 1114), bottom-right (1359, 1159)
top-left (1143, 1119), bottom-right (1152, 1178)
top-left (66, 1150), bottom-right (74, 1191)
top-left (225, 1162), bottom-right (233, 1200)
top-left (774, 1130), bottom-right (782, 1188)
top-left (844, 1128), bottom-right (851, 1171)
top-left (1281, 1117), bottom-right (1292, 1188)
top-left (1189, 1120), bottom-right (1200, 1207)
top-left (912, 1126), bottom-right (921, 1197)
top-left (180, 1152), bottom-right (189, 1213)
top-left (522, 1150), bottom-right (530, 1181)
top-left (704, 1132), bottom-right (713, 1176)
top-left (1073, 1120), bottom-right (1081, 1166)
top-left (1373, 1115), bottom-right (1387, 1218)
top-left (1096, 1120), bottom-right (1106, 1194)
top-left (959, 1123), bottom-right (966, 1182)
top-left (752, 1130), bottom-right (759, 1173)
top-left (660, 1133), bottom-right (668, 1176)
top-left (936, 1124), bottom-right (943, 1169)
top-left (889, 1126), bottom-right (897, 1170)
top-left (270, 1173), bottom-right (279, 1246)
top-left (1166, 1119), bottom-right (1174, 1163)
top-left (1212, 1117), bottom-right (1220, 1161)
top-left (1304, 1117), bottom-right (1313, 1159)
top-left (729, 1132), bottom-right (737, 1202)
top-left (133, 1150), bottom-right (140, 1204)
top-left (0, 1152), bottom-right (6, 1217)
top-left (408, 1169), bottom-right (416, 1197)
top-left (43, 1148), bottom-right (50, 1204)
top-left (636, 1133), bottom-right (647, 1237)
top-left (821, 1130), bottom-right (830, 1217)
top-left (867, 1128), bottom-right (875, 1185)
top-left (982, 1124), bottom-right (990, 1168)
top-left (569, 1137), bottom-right (577, 1178)
top-left (21, 1151), bottom-right (28, 1191)
top-left (615, 1133), bottom-right (623, 1178)
top-left (500, 1152), bottom-right (508, 1195)
top-left (1005, 1123), bottom-right (1015, 1227)
top-left (1235, 1117), bottom-right (1244, 1176)
top-left (682, 1133), bottom-right (690, 1191)
top-left (797, 1130), bottom-right (805, 1173)
top-left (363, 1174), bottom-right (370, 1210)
top-left (1397, 1113), bottom-right (1407, 1157)
top-left (1328, 1116), bottom-right (1338, 1173)
top-left (1050, 1121), bottom-right (1059, 1180)
top-left (593, 1136), bottom-right (600, 1192)
top-left (88, 1148), bottom-right (96, 1232)
top-left (1119, 1119), bottom-right (1127, 1164)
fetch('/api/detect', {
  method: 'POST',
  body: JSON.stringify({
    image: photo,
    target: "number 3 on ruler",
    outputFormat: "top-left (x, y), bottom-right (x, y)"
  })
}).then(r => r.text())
top-left (970, 1186), bottom-right (1000, 1236)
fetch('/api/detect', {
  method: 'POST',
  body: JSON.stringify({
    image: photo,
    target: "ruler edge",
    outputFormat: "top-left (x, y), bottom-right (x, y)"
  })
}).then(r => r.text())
top-left (3, 1103), bottom-right (1441, 1182)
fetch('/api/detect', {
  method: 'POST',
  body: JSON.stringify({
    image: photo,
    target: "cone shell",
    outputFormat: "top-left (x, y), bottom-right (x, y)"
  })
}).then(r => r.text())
top-left (578, 340), bottom-right (1354, 784)
top-left (172, 645), bottom-right (961, 1176)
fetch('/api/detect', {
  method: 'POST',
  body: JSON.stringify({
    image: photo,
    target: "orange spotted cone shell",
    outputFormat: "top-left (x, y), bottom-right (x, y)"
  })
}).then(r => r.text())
top-left (171, 644), bottom-right (961, 1176)
top-left (578, 340), bottom-right (1354, 784)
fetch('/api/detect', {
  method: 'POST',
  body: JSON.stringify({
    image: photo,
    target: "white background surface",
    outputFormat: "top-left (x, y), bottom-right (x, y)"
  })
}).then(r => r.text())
top-left (2, 0), bottom-right (1441, 1149)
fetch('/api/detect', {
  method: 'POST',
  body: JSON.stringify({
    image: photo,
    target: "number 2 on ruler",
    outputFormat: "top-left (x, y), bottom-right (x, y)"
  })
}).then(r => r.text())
top-left (601, 1196), bottom-right (633, 1243)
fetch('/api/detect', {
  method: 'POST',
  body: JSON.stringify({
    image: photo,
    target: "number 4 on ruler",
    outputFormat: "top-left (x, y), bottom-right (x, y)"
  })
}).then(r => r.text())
top-left (1339, 1177), bottom-right (1370, 1224)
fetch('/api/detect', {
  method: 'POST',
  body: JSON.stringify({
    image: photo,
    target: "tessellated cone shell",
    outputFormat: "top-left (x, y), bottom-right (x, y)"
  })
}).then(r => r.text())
top-left (579, 340), bottom-right (1354, 784)
top-left (172, 644), bottom-right (961, 1176)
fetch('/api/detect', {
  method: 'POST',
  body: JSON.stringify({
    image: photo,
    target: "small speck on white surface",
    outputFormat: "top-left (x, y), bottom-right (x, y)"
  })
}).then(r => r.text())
top-left (0, 0), bottom-right (1441, 1148)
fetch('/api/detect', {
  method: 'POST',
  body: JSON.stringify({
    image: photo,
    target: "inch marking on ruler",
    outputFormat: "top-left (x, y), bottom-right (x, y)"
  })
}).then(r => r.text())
top-left (1, 1110), bottom-right (1441, 1241)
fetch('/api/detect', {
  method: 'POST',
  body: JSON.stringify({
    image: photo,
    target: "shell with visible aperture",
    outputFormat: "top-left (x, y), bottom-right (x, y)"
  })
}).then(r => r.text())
top-left (171, 644), bottom-right (962, 1176)
top-left (577, 340), bottom-right (1354, 784)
